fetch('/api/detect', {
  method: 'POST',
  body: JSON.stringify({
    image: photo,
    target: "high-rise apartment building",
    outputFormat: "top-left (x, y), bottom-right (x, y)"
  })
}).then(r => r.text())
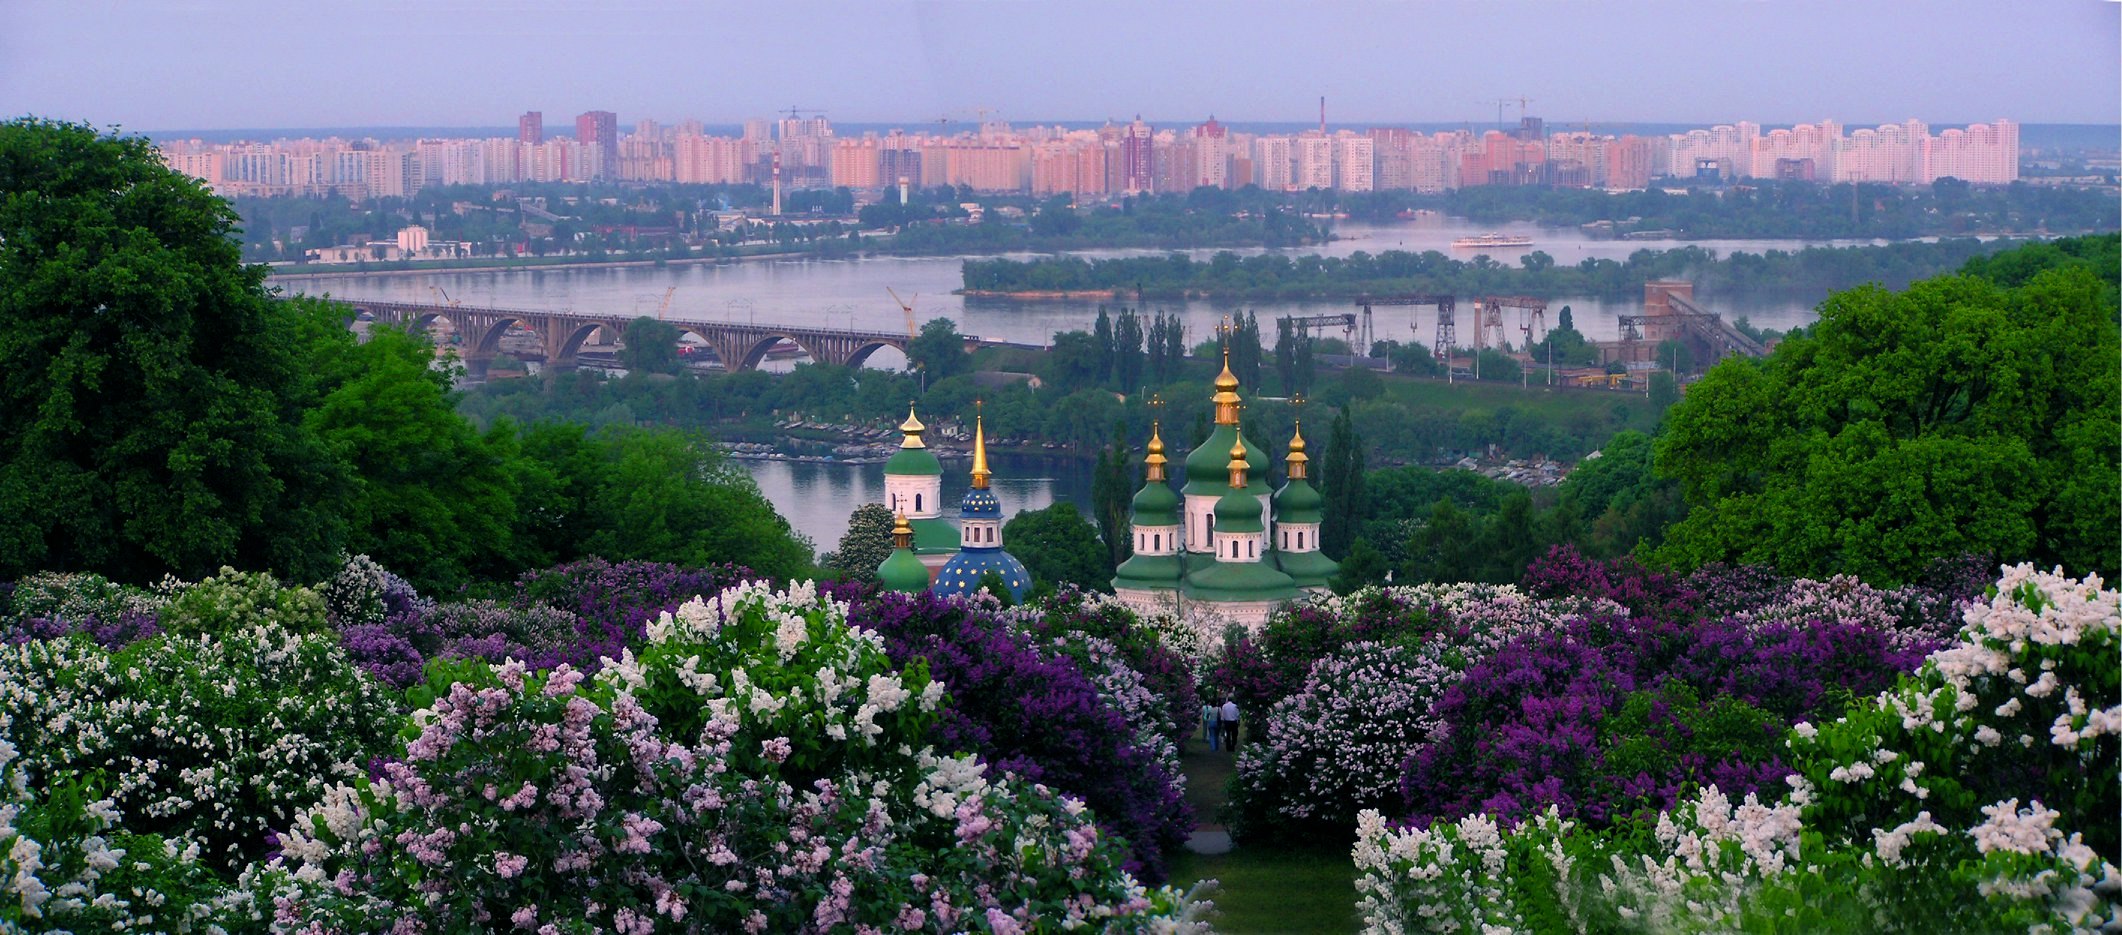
top-left (1294, 133), bottom-right (1336, 190)
top-left (574, 111), bottom-right (618, 177)
top-left (519, 111), bottom-right (543, 145)
top-left (1120, 117), bottom-right (1154, 195)
top-left (1253, 136), bottom-right (1295, 190)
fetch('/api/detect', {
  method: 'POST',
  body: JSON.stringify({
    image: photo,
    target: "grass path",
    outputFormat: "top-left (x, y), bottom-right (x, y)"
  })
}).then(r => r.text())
top-left (1165, 728), bottom-right (1364, 934)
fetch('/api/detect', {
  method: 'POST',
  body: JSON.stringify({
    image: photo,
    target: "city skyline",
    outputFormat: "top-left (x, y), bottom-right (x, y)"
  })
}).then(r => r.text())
top-left (2, 1), bottom-right (2116, 130)
top-left (158, 112), bottom-right (2026, 204)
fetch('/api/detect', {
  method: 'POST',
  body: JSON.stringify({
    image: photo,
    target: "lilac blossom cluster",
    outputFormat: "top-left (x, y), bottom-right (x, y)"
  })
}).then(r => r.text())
top-left (847, 588), bottom-right (1195, 884)
top-left (242, 582), bottom-right (1199, 932)
top-left (1356, 565), bottom-right (2121, 933)
top-left (0, 619), bottom-right (399, 875)
top-left (1226, 585), bottom-right (1622, 842)
top-left (1, 571), bottom-right (165, 648)
top-left (1013, 587), bottom-right (1204, 750)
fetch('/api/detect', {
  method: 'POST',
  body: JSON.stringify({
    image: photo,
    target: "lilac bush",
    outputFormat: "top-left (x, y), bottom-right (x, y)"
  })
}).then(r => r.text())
top-left (1400, 605), bottom-right (1929, 827)
top-left (848, 589), bottom-right (1194, 883)
top-left (1356, 565), bottom-right (2122, 933)
top-left (1230, 642), bottom-right (1455, 842)
top-left (0, 730), bottom-right (222, 931)
top-left (1014, 587), bottom-right (1203, 749)
top-left (242, 582), bottom-right (1198, 932)
top-left (1, 571), bottom-right (165, 648)
top-left (0, 622), bottom-right (399, 875)
top-left (504, 558), bottom-right (754, 670)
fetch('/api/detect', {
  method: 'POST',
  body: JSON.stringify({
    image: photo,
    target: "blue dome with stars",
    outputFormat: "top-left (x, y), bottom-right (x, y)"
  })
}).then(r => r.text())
top-left (960, 486), bottom-right (1002, 519)
top-left (932, 548), bottom-right (1031, 602)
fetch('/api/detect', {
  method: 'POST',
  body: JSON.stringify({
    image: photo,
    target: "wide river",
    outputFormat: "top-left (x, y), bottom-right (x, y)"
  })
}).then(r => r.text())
top-left (275, 216), bottom-right (1868, 551)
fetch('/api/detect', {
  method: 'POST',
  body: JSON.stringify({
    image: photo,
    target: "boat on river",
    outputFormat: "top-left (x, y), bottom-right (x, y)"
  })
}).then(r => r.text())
top-left (1450, 232), bottom-right (1535, 249)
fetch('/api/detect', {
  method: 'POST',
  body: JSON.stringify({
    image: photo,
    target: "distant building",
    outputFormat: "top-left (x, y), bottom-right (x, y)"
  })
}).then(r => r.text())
top-left (574, 111), bottom-right (618, 177)
top-left (518, 111), bottom-right (543, 145)
top-left (1120, 117), bottom-right (1154, 194)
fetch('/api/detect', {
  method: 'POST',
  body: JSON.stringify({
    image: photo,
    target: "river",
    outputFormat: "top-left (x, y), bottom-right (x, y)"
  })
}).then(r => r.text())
top-left (744, 452), bottom-right (1093, 554)
top-left (273, 216), bottom-right (1870, 550)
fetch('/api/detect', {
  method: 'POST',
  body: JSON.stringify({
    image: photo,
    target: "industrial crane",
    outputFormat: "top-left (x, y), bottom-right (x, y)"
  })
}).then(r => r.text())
top-left (655, 286), bottom-right (676, 321)
top-left (886, 287), bottom-right (918, 337)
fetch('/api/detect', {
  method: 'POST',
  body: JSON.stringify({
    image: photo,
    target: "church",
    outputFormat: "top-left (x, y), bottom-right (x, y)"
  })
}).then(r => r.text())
top-left (874, 353), bottom-right (1333, 624)
top-left (1111, 352), bottom-right (1337, 627)
top-left (874, 406), bottom-right (1032, 603)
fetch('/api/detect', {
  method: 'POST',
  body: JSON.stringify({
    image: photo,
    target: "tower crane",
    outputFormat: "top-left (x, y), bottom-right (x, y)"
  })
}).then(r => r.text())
top-left (886, 287), bottom-right (918, 337)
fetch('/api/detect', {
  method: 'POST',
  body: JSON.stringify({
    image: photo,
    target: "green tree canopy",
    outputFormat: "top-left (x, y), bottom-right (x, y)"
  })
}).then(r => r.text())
top-left (0, 119), bottom-right (351, 582)
top-left (1002, 503), bottom-right (1114, 597)
top-left (823, 502), bottom-right (895, 582)
top-left (618, 316), bottom-right (683, 375)
top-left (306, 324), bottom-right (519, 590)
top-left (908, 317), bottom-right (970, 384)
top-left (1655, 238), bottom-right (2120, 583)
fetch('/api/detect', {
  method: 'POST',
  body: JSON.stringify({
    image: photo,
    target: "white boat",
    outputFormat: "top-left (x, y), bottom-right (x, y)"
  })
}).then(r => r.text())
top-left (1450, 232), bottom-right (1535, 249)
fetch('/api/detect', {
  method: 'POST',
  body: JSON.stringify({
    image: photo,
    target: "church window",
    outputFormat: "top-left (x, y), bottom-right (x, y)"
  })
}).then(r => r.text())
top-left (915, 493), bottom-right (923, 512)
top-left (1248, 539), bottom-right (1255, 558)
top-left (1154, 533), bottom-right (1161, 551)
top-left (986, 526), bottom-right (995, 544)
top-left (1297, 530), bottom-right (1305, 549)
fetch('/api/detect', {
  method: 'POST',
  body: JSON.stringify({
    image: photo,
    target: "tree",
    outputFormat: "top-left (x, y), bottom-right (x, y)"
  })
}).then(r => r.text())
top-left (1093, 307), bottom-right (1115, 384)
top-left (1319, 406), bottom-right (1368, 560)
top-left (1112, 309), bottom-right (1146, 392)
top-left (618, 316), bottom-right (683, 375)
top-left (1274, 318), bottom-right (1298, 392)
top-left (1002, 503), bottom-right (1113, 596)
top-left (1329, 538), bottom-right (1388, 594)
top-left (1656, 244), bottom-right (2120, 584)
top-left (1647, 370), bottom-right (1680, 411)
top-left (1041, 330), bottom-right (1105, 393)
top-left (306, 325), bottom-right (520, 591)
top-left (1090, 434), bottom-right (1135, 570)
top-left (907, 317), bottom-right (970, 384)
top-left (0, 119), bottom-right (350, 583)
top-left (581, 428), bottom-right (813, 580)
top-left (823, 503), bottom-right (895, 582)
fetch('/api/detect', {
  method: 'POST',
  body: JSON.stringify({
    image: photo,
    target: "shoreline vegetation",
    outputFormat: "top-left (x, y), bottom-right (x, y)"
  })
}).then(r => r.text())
top-left (958, 237), bottom-right (2034, 301)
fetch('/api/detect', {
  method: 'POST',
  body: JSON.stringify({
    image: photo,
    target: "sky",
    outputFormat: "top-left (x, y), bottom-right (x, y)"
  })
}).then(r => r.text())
top-left (3, 0), bottom-right (2117, 132)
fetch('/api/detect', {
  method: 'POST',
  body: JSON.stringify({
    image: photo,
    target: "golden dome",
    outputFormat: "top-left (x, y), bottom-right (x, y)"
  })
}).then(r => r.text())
top-left (1214, 347), bottom-right (1240, 391)
top-left (899, 404), bottom-right (926, 448)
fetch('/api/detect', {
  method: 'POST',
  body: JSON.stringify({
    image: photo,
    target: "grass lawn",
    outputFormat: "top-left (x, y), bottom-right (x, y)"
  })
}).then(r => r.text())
top-left (1168, 845), bottom-right (1364, 935)
top-left (1171, 731), bottom-right (1364, 934)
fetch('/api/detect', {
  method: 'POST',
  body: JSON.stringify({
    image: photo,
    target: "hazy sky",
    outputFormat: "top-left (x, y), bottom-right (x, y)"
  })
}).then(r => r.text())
top-left (4, 0), bottom-right (2117, 131)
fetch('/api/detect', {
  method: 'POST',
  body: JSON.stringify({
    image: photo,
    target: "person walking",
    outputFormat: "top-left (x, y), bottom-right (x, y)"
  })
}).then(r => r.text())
top-left (1200, 702), bottom-right (1219, 751)
top-left (1220, 698), bottom-right (1240, 753)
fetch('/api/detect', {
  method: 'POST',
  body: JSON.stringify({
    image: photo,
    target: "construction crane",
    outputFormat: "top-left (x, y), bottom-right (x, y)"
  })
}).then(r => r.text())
top-left (886, 287), bottom-right (918, 337)
top-left (1488, 96), bottom-right (1535, 130)
top-left (778, 106), bottom-right (827, 122)
top-left (655, 286), bottom-right (676, 321)
top-left (427, 286), bottom-right (461, 308)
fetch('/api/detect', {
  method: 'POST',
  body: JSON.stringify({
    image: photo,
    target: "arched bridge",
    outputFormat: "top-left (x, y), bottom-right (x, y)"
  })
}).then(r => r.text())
top-left (328, 299), bottom-right (922, 378)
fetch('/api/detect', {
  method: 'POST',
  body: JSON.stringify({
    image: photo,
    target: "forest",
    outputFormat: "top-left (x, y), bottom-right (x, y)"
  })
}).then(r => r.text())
top-left (961, 237), bottom-right (2026, 300)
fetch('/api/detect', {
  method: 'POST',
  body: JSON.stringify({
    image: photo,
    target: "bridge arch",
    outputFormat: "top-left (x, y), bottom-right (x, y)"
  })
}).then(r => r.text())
top-left (551, 322), bottom-right (606, 368)
top-left (843, 340), bottom-right (908, 370)
top-left (471, 317), bottom-right (536, 357)
top-left (734, 333), bottom-right (816, 371)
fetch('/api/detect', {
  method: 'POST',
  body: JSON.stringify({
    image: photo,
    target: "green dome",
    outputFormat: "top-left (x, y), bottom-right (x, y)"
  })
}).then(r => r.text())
top-left (1182, 424), bottom-right (1271, 496)
top-left (1276, 548), bottom-right (1340, 590)
top-left (1183, 557), bottom-right (1300, 604)
top-left (878, 545), bottom-right (931, 593)
top-left (1131, 478), bottom-right (1180, 518)
top-left (1274, 478), bottom-right (1325, 523)
top-left (909, 517), bottom-right (958, 555)
top-left (1213, 487), bottom-right (1263, 533)
top-left (1113, 551), bottom-right (1184, 592)
top-left (884, 447), bottom-right (943, 476)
